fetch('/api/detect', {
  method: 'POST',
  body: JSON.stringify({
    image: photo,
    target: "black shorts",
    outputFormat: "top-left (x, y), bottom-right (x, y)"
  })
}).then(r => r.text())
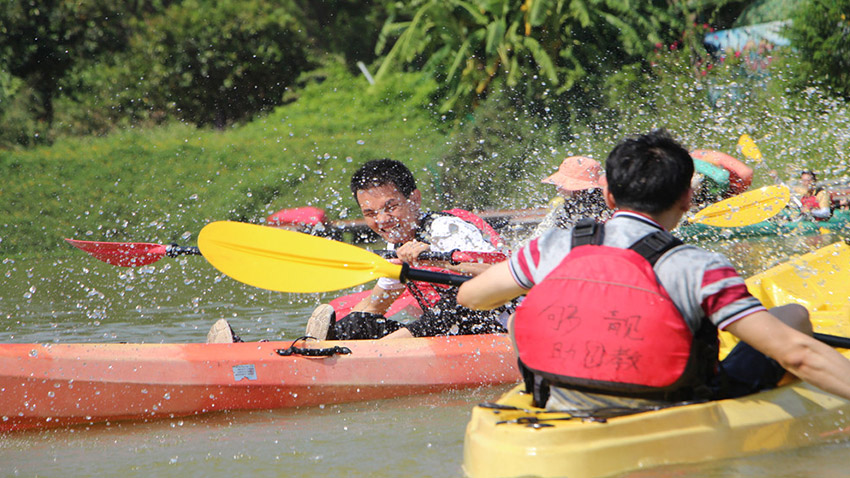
top-left (713, 340), bottom-right (787, 399)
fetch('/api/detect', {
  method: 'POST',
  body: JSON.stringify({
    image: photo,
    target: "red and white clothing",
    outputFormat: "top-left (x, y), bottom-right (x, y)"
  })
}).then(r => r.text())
top-left (376, 214), bottom-right (498, 292)
top-left (510, 211), bottom-right (765, 333)
top-left (509, 211), bottom-right (767, 411)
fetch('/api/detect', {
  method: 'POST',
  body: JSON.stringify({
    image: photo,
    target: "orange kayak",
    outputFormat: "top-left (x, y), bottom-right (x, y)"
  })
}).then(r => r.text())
top-left (0, 334), bottom-right (519, 432)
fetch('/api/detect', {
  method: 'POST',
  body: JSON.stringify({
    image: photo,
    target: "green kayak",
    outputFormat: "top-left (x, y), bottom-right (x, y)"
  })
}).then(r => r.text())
top-left (677, 208), bottom-right (850, 240)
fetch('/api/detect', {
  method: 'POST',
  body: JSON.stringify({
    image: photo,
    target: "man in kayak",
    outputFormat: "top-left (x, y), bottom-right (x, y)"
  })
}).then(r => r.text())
top-left (208, 159), bottom-right (506, 343)
top-left (797, 170), bottom-right (832, 220)
top-left (525, 156), bottom-right (610, 242)
top-left (301, 158), bottom-right (508, 340)
top-left (457, 129), bottom-right (850, 410)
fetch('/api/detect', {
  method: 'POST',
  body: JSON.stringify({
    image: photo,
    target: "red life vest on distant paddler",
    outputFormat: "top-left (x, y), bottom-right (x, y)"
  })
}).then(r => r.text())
top-left (514, 220), bottom-right (716, 400)
top-left (800, 193), bottom-right (819, 210)
top-left (800, 188), bottom-right (830, 221)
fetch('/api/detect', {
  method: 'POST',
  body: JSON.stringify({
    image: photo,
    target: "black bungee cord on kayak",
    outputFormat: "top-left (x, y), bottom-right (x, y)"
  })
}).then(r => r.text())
top-left (479, 398), bottom-right (709, 425)
top-left (275, 336), bottom-right (352, 357)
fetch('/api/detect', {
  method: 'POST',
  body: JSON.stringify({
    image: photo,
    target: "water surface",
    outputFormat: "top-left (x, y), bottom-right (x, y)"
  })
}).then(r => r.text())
top-left (2, 234), bottom-right (849, 477)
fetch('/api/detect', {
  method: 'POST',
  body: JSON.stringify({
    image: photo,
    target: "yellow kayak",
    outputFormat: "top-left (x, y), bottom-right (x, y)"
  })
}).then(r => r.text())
top-left (464, 240), bottom-right (850, 478)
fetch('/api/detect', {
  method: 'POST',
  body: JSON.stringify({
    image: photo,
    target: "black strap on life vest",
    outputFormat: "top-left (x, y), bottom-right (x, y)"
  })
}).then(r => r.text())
top-left (570, 217), bottom-right (683, 264)
top-left (520, 218), bottom-right (687, 406)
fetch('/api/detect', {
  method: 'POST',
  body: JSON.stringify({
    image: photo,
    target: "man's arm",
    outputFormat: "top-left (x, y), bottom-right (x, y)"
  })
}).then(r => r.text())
top-left (726, 311), bottom-right (850, 400)
top-left (457, 261), bottom-right (527, 310)
top-left (352, 283), bottom-right (405, 315)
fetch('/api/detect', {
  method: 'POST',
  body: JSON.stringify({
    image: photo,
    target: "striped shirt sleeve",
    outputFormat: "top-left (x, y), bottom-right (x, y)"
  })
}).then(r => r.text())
top-left (508, 228), bottom-right (573, 289)
top-left (699, 256), bottom-right (765, 329)
top-left (509, 237), bottom-right (540, 289)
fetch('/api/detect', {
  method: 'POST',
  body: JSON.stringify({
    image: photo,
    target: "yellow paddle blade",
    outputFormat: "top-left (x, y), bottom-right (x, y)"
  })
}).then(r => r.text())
top-left (737, 134), bottom-right (763, 163)
top-left (198, 221), bottom-right (403, 293)
top-left (690, 185), bottom-right (791, 227)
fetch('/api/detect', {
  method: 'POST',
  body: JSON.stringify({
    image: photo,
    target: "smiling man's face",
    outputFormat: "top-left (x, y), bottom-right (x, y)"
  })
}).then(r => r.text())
top-left (356, 183), bottom-right (422, 244)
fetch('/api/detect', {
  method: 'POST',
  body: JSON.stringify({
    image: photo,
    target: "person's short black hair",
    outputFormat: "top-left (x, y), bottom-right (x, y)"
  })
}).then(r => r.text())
top-left (605, 129), bottom-right (694, 214)
top-left (350, 159), bottom-right (417, 198)
top-left (801, 170), bottom-right (817, 180)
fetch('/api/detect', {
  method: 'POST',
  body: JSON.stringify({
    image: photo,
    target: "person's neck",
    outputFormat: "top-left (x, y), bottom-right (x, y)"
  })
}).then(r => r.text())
top-left (619, 208), bottom-right (683, 231)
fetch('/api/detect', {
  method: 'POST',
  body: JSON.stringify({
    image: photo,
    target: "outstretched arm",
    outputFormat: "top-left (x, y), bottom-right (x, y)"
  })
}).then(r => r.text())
top-left (726, 310), bottom-right (850, 400)
top-left (457, 261), bottom-right (526, 310)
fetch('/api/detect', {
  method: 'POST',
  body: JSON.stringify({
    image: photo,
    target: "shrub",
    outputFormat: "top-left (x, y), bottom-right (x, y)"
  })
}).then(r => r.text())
top-left (783, 0), bottom-right (850, 99)
top-left (0, 68), bottom-right (47, 148)
top-left (60, 0), bottom-right (314, 131)
top-left (437, 89), bottom-right (561, 210)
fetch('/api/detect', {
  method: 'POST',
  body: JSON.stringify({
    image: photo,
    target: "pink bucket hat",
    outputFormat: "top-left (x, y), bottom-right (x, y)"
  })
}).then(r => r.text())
top-left (542, 156), bottom-right (604, 191)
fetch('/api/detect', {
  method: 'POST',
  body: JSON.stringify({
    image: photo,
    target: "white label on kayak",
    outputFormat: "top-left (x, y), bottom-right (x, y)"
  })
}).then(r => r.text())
top-left (232, 364), bottom-right (258, 381)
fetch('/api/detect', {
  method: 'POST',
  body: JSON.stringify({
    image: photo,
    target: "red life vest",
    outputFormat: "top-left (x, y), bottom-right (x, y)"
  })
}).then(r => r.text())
top-left (514, 220), bottom-right (716, 401)
top-left (405, 209), bottom-right (502, 311)
top-left (800, 194), bottom-right (820, 210)
top-left (800, 189), bottom-right (831, 221)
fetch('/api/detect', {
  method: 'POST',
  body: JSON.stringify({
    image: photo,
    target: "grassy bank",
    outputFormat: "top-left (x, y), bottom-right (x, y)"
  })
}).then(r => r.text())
top-left (1, 64), bottom-right (451, 256)
top-left (3, 57), bottom-right (850, 258)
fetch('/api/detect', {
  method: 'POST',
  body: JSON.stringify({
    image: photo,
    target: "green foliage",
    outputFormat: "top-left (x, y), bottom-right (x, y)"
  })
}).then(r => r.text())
top-left (576, 36), bottom-right (850, 188)
top-left (0, 60), bottom-right (45, 148)
top-left (0, 0), bottom-right (148, 123)
top-left (0, 63), bottom-right (448, 255)
top-left (783, 0), bottom-right (850, 100)
top-left (119, 0), bottom-right (313, 127)
top-left (3, 0), bottom-right (393, 143)
top-left (295, 0), bottom-right (395, 66)
top-left (437, 89), bottom-right (561, 210)
top-left (4, 0), bottom-right (850, 260)
top-left (735, 0), bottom-right (798, 26)
top-left (373, 0), bottom-right (698, 117)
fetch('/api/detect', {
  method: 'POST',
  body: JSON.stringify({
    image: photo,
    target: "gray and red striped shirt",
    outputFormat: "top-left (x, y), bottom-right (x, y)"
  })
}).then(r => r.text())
top-left (509, 211), bottom-right (765, 332)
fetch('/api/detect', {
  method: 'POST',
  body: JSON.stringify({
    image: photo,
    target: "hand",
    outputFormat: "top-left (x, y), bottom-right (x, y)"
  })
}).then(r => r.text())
top-left (395, 240), bottom-right (432, 266)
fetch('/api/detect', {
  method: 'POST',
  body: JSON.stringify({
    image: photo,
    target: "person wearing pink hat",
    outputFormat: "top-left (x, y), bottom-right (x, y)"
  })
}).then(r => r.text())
top-left (543, 155), bottom-right (606, 195)
top-left (530, 156), bottom-right (610, 240)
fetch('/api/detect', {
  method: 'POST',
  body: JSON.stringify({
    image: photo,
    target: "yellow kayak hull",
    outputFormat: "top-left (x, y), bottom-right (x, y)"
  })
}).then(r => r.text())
top-left (464, 241), bottom-right (850, 478)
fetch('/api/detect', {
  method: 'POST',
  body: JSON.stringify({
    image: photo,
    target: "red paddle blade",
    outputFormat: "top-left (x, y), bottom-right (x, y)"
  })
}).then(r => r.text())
top-left (64, 239), bottom-right (168, 267)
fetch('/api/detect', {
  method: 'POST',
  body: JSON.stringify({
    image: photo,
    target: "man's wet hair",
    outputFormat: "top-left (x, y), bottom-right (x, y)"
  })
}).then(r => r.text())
top-left (350, 159), bottom-right (417, 198)
top-left (605, 129), bottom-right (694, 214)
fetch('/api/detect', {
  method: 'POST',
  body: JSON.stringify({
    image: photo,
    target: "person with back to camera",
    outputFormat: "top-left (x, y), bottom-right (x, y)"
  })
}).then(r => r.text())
top-left (456, 129), bottom-right (850, 411)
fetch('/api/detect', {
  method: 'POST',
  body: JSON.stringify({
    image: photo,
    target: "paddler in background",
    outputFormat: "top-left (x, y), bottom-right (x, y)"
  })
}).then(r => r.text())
top-left (207, 158), bottom-right (508, 343)
top-left (796, 170), bottom-right (832, 220)
top-left (526, 156), bottom-right (610, 242)
top-left (457, 129), bottom-right (850, 411)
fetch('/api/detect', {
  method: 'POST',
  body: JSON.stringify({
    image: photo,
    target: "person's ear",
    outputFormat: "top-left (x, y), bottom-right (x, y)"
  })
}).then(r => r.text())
top-left (679, 187), bottom-right (694, 212)
top-left (603, 186), bottom-right (617, 209)
top-left (409, 189), bottom-right (422, 206)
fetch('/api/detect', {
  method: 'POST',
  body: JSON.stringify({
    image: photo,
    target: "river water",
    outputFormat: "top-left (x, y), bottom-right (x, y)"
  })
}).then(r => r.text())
top-left (2, 232), bottom-right (850, 477)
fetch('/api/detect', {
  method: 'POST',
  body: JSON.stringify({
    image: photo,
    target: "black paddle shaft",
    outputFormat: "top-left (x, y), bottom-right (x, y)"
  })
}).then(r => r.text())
top-left (399, 263), bottom-right (471, 286)
top-left (375, 249), bottom-right (506, 265)
top-left (166, 244), bottom-right (202, 257)
top-left (376, 250), bottom-right (454, 261)
top-left (814, 333), bottom-right (850, 349)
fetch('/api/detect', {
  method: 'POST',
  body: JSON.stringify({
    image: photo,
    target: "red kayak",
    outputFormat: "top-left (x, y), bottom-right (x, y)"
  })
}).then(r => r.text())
top-left (0, 334), bottom-right (518, 432)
